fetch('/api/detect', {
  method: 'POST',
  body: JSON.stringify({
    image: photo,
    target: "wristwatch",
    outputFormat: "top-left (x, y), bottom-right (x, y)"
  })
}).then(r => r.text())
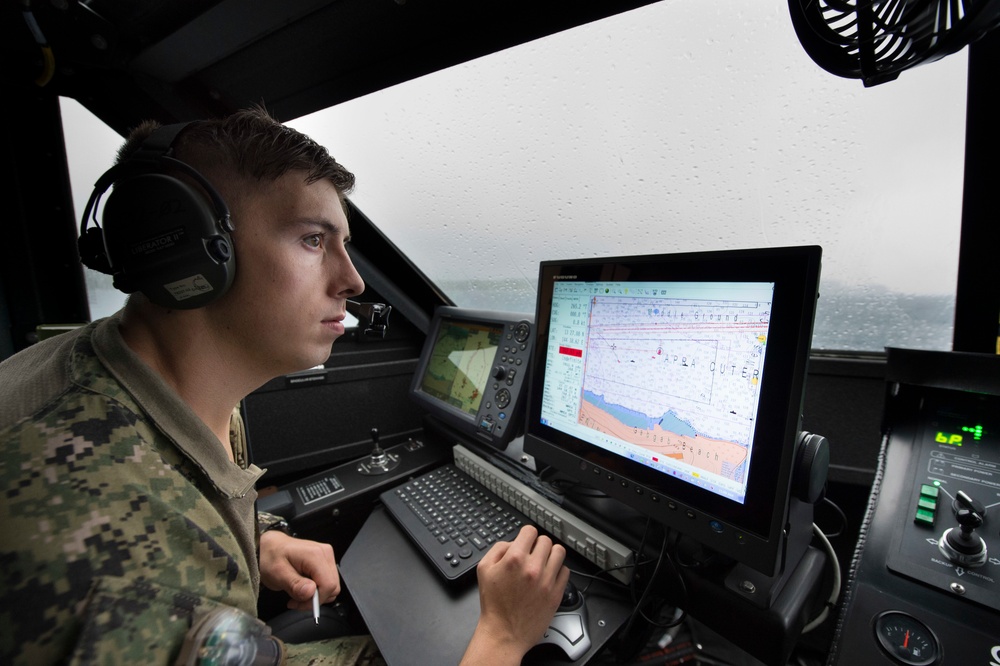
top-left (257, 510), bottom-right (294, 537)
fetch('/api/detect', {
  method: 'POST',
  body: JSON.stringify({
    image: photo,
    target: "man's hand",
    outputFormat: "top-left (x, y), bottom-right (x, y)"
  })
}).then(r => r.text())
top-left (461, 525), bottom-right (570, 665)
top-left (258, 531), bottom-right (340, 611)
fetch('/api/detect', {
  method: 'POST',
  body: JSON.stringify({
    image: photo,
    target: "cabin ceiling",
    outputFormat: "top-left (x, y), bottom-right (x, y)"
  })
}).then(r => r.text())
top-left (5, 0), bottom-right (660, 134)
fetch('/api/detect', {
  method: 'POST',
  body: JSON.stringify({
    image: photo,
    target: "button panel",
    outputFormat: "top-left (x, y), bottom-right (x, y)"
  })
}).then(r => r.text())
top-left (914, 483), bottom-right (939, 527)
top-left (476, 318), bottom-right (534, 448)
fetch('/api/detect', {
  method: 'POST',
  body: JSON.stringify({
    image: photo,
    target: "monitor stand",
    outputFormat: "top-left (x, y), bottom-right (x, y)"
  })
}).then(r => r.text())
top-left (564, 491), bottom-right (826, 665)
top-left (674, 499), bottom-right (827, 665)
top-left (723, 497), bottom-right (818, 610)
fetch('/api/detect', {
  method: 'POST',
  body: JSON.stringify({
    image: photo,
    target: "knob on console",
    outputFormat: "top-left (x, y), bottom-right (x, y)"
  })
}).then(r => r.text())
top-left (791, 431), bottom-right (829, 504)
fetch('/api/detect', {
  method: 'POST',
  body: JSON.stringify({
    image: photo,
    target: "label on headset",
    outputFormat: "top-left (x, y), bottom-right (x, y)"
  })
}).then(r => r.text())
top-left (130, 227), bottom-right (186, 256)
top-left (164, 274), bottom-right (215, 301)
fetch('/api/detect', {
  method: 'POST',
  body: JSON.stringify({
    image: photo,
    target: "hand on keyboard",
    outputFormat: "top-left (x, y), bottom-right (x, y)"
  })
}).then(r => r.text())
top-left (461, 525), bottom-right (571, 665)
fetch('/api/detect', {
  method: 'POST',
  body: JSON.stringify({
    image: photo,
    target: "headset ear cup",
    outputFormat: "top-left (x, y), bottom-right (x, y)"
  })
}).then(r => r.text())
top-left (102, 173), bottom-right (235, 309)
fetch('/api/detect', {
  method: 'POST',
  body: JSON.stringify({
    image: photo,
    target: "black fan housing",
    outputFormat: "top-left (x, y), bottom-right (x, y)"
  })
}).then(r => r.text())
top-left (789, 0), bottom-right (1000, 86)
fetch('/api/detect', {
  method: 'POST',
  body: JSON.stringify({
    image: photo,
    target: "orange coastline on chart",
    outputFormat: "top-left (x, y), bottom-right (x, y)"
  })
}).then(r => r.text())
top-left (578, 399), bottom-right (748, 480)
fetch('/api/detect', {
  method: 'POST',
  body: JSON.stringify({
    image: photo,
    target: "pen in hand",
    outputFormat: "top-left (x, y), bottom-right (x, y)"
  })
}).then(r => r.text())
top-left (312, 588), bottom-right (320, 625)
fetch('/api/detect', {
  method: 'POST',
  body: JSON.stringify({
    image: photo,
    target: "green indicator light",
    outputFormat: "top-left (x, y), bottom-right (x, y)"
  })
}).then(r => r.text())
top-left (960, 424), bottom-right (984, 441)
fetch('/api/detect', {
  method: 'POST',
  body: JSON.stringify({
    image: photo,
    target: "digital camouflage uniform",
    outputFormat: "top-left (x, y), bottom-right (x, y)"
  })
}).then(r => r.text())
top-left (0, 314), bottom-right (378, 665)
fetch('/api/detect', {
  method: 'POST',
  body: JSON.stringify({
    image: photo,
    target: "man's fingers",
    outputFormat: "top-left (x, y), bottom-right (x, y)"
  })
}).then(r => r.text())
top-left (479, 537), bottom-right (513, 569)
top-left (529, 532), bottom-right (553, 559)
top-left (292, 577), bottom-right (317, 600)
top-left (512, 524), bottom-right (539, 550)
top-left (544, 543), bottom-right (567, 577)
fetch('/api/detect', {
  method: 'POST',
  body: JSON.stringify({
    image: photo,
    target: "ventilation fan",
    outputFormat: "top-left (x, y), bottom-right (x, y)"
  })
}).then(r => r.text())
top-left (789, 0), bottom-right (1000, 86)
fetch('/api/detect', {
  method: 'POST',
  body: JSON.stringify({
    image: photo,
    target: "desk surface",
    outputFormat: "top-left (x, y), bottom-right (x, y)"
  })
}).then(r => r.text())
top-left (340, 505), bottom-right (632, 665)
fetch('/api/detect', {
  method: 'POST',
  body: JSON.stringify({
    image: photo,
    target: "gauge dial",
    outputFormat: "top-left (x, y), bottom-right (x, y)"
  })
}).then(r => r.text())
top-left (873, 611), bottom-right (940, 665)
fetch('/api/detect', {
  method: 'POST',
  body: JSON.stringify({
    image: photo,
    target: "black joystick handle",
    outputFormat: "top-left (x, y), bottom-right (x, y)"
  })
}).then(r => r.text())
top-left (955, 491), bottom-right (985, 534)
top-left (956, 491), bottom-right (982, 516)
top-left (957, 507), bottom-right (984, 532)
top-left (941, 490), bottom-right (988, 561)
top-left (369, 427), bottom-right (386, 460)
top-left (357, 426), bottom-right (399, 476)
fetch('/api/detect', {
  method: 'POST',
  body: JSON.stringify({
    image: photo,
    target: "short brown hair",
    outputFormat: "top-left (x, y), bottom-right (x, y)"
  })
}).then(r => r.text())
top-left (116, 106), bottom-right (355, 202)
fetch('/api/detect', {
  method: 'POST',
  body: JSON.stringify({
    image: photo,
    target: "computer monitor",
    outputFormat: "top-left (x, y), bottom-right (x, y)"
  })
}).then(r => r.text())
top-left (523, 246), bottom-right (821, 578)
top-left (409, 307), bottom-right (534, 450)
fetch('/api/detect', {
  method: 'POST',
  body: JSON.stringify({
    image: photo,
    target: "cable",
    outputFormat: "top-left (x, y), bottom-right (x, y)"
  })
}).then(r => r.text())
top-left (818, 496), bottom-right (848, 538)
top-left (637, 531), bottom-right (688, 630)
top-left (620, 527), bottom-right (686, 638)
top-left (570, 557), bottom-right (654, 594)
top-left (801, 522), bottom-right (842, 634)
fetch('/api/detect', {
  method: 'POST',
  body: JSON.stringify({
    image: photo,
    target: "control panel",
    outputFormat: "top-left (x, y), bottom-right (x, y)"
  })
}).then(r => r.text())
top-left (829, 348), bottom-right (1000, 666)
top-left (887, 411), bottom-right (999, 615)
top-left (258, 436), bottom-right (448, 525)
top-left (476, 318), bottom-right (533, 443)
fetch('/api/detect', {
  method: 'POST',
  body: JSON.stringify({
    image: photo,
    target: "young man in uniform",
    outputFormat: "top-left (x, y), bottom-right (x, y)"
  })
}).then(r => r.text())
top-left (0, 108), bottom-right (569, 664)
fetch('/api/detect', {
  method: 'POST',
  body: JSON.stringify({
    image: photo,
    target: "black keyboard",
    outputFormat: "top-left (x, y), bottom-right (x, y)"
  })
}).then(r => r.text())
top-left (380, 464), bottom-right (533, 581)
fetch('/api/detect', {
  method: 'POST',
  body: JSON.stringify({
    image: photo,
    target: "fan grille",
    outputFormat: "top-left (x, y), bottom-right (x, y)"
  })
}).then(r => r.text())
top-left (790, 0), bottom-right (1000, 85)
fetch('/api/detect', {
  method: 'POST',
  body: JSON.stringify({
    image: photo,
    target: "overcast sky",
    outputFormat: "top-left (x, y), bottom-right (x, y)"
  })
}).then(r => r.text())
top-left (63, 0), bottom-right (968, 312)
top-left (290, 0), bottom-right (967, 299)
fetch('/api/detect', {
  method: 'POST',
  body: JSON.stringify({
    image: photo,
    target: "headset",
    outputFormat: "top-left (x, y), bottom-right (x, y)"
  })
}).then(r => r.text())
top-left (77, 122), bottom-right (236, 309)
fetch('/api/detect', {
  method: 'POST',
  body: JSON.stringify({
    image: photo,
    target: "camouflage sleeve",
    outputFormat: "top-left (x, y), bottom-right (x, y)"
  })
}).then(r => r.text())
top-left (0, 393), bottom-right (259, 664)
top-left (66, 576), bottom-right (244, 665)
top-left (66, 577), bottom-right (381, 665)
top-left (0, 358), bottom-right (374, 665)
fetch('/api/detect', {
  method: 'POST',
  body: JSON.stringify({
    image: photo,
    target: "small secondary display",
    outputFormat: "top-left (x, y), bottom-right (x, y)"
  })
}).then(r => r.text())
top-left (410, 307), bottom-right (534, 450)
top-left (420, 320), bottom-right (504, 417)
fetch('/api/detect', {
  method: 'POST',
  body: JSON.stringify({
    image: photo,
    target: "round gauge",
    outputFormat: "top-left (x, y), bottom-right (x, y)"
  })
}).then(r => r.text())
top-left (873, 611), bottom-right (940, 665)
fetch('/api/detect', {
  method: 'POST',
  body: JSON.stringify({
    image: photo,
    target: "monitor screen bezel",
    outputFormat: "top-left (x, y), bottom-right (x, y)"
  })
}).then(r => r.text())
top-left (523, 246), bottom-right (821, 574)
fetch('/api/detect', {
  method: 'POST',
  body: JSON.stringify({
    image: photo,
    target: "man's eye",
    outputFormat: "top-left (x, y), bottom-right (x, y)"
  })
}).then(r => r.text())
top-left (304, 234), bottom-right (323, 248)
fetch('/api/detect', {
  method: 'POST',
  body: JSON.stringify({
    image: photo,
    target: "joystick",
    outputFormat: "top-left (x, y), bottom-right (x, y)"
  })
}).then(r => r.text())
top-left (938, 490), bottom-right (987, 567)
top-left (535, 580), bottom-right (591, 660)
top-left (356, 427), bottom-right (400, 476)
